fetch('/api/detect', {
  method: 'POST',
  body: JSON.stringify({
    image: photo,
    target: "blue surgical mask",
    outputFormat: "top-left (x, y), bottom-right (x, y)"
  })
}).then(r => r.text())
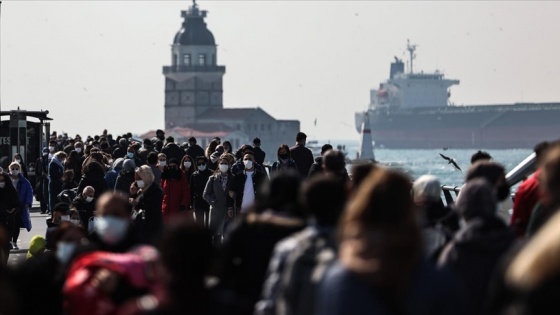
top-left (198, 165), bottom-right (207, 171)
top-left (95, 216), bottom-right (129, 245)
top-left (56, 242), bottom-right (77, 264)
top-left (126, 152), bottom-right (134, 159)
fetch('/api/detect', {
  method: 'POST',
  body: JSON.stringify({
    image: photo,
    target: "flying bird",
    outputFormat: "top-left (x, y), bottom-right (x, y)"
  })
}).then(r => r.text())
top-left (439, 153), bottom-right (462, 172)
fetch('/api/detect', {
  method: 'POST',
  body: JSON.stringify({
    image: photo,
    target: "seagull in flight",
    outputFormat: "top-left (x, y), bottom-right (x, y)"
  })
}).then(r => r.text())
top-left (439, 153), bottom-right (462, 172)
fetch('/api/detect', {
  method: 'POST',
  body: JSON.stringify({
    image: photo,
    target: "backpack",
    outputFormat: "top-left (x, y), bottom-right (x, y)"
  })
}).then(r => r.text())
top-left (277, 229), bottom-right (336, 315)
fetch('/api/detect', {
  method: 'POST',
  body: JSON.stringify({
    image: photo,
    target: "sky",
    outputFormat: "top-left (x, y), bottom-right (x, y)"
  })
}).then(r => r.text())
top-left (2, 1), bottom-right (560, 140)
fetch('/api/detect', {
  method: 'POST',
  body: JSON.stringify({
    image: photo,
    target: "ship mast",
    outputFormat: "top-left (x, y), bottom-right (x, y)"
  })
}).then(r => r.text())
top-left (407, 39), bottom-right (417, 74)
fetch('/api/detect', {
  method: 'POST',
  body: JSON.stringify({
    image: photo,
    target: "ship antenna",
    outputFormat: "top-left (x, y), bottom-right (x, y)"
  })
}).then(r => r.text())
top-left (407, 39), bottom-right (417, 74)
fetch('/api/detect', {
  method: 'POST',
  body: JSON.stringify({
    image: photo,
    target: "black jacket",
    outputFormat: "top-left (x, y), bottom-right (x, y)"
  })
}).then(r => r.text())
top-left (271, 159), bottom-right (298, 174)
top-left (289, 144), bottom-right (314, 178)
top-left (307, 156), bottom-right (323, 178)
top-left (253, 147), bottom-right (266, 165)
top-left (228, 169), bottom-right (268, 210)
top-left (439, 216), bottom-right (515, 315)
top-left (136, 184), bottom-right (164, 244)
top-left (162, 143), bottom-right (186, 162)
top-left (190, 169), bottom-right (213, 210)
top-left (186, 144), bottom-right (206, 162)
top-left (115, 171), bottom-right (135, 195)
top-left (77, 162), bottom-right (108, 198)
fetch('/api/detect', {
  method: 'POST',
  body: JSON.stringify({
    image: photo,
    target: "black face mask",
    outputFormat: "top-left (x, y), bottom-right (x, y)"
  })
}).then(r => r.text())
top-left (497, 183), bottom-right (510, 201)
top-left (279, 153), bottom-right (288, 160)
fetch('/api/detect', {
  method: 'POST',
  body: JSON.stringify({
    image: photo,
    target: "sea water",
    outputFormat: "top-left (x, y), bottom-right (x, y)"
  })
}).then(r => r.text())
top-left (326, 140), bottom-right (532, 189)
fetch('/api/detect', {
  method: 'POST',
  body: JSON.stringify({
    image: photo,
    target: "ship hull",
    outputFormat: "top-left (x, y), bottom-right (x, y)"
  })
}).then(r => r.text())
top-left (356, 104), bottom-right (560, 149)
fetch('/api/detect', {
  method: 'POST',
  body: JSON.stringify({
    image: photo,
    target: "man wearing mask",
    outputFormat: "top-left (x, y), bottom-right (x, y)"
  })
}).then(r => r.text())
top-left (289, 132), bottom-right (314, 179)
top-left (190, 156), bottom-right (212, 227)
top-left (229, 153), bottom-right (268, 215)
top-left (74, 141), bottom-right (84, 158)
top-left (72, 186), bottom-right (96, 228)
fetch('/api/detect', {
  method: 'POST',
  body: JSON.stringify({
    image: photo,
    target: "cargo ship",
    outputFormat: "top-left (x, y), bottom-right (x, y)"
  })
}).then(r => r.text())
top-left (354, 41), bottom-right (560, 149)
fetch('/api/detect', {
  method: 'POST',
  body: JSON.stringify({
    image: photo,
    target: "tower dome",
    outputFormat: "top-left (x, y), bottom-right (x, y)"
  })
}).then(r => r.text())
top-left (173, 1), bottom-right (215, 46)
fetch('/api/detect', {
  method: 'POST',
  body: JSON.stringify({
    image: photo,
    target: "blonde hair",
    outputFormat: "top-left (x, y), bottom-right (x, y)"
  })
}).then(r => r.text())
top-left (136, 165), bottom-right (155, 189)
top-left (8, 162), bottom-right (21, 169)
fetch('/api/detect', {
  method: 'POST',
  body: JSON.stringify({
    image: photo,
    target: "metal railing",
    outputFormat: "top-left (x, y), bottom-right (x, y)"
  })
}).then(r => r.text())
top-left (440, 152), bottom-right (537, 206)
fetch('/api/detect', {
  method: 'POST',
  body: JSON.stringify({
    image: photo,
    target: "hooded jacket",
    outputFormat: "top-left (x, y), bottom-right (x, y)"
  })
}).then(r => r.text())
top-left (439, 216), bottom-right (515, 315)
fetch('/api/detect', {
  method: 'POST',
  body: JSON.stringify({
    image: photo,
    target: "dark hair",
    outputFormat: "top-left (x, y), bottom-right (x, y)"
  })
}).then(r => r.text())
top-left (143, 138), bottom-right (152, 146)
top-left (321, 144), bottom-right (333, 155)
top-left (253, 137), bottom-right (261, 145)
top-left (259, 171), bottom-right (303, 217)
top-left (277, 144), bottom-right (291, 160)
top-left (302, 175), bottom-right (347, 225)
top-left (296, 132), bottom-right (307, 142)
top-left (180, 155), bottom-right (196, 177)
top-left (147, 152), bottom-right (158, 165)
top-left (166, 136), bottom-right (175, 143)
top-left (188, 137), bottom-right (197, 144)
top-left (466, 161), bottom-right (506, 186)
top-left (350, 163), bottom-right (376, 192)
top-left (471, 150), bottom-right (492, 164)
top-left (323, 150), bottom-right (346, 175)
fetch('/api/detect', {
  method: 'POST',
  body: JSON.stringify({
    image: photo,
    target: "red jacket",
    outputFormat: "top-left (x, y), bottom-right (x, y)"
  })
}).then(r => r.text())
top-left (162, 171), bottom-right (191, 221)
top-left (510, 169), bottom-right (542, 237)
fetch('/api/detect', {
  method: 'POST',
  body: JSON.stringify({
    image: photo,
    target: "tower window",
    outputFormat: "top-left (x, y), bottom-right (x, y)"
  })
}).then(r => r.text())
top-left (198, 54), bottom-right (206, 65)
top-left (183, 54), bottom-right (191, 66)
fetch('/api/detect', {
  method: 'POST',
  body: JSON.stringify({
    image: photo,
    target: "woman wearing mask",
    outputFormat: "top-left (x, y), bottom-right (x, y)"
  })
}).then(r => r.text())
top-left (158, 153), bottom-right (167, 172)
top-left (270, 144), bottom-right (298, 174)
top-left (0, 172), bottom-right (20, 261)
top-left (191, 157), bottom-right (212, 227)
top-left (49, 151), bottom-right (67, 212)
top-left (12, 153), bottom-right (29, 179)
top-left (161, 159), bottom-right (191, 223)
top-left (91, 192), bottom-right (138, 252)
top-left (203, 157), bottom-right (234, 245)
top-left (205, 139), bottom-right (220, 170)
top-left (130, 165), bottom-right (164, 243)
top-left (8, 162), bottom-right (33, 251)
top-left (180, 155), bottom-right (196, 184)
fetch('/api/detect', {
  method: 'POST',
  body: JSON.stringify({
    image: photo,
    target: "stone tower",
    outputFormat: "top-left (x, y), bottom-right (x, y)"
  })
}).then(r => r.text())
top-left (163, 1), bottom-right (226, 129)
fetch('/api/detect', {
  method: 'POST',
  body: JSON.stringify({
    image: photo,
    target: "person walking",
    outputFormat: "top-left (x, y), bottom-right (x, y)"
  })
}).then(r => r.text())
top-left (270, 144), bottom-right (298, 175)
top-left (8, 162), bottom-right (33, 250)
top-left (289, 132), bottom-right (314, 178)
top-left (191, 156), bottom-right (212, 227)
top-left (161, 159), bottom-right (191, 223)
top-left (203, 157), bottom-right (234, 245)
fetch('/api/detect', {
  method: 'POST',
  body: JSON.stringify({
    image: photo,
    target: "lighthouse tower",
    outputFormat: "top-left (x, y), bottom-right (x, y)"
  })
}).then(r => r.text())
top-left (162, 1), bottom-right (226, 129)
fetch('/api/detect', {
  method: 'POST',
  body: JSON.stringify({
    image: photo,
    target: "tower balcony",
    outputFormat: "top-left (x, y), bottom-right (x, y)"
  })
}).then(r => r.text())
top-left (163, 65), bottom-right (226, 74)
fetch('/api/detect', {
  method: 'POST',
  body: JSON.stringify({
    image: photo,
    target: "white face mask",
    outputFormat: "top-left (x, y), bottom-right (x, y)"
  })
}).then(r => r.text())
top-left (184, 161), bottom-right (192, 169)
top-left (56, 242), bottom-right (77, 264)
top-left (70, 219), bottom-right (81, 225)
top-left (49, 146), bottom-right (55, 152)
top-left (198, 165), bottom-right (207, 171)
top-left (244, 160), bottom-right (253, 170)
top-left (136, 180), bottom-right (145, 188)
top-left (85, 196), bottom-right (94, 203)
top-left (0, 182), bottom-right (5, 189)
top-left (159, 160), bottom-right (166, 167)
top-left (10, 169), bottom-right (20, 176)
top-left (15, 159), bottom-right (21, 163)
top-left (219, 164), bottom-right (229, 173)
top-left (75, 147), bottom-right (82, 153)
top-left (95, 216), bottom-right (129, 245)
top-left (60, 215), bottom-right (70, 222)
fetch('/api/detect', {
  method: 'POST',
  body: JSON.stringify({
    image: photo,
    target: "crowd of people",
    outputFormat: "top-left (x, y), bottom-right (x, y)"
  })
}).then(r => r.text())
top-left (1, 129), bottom-right (560, 315)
